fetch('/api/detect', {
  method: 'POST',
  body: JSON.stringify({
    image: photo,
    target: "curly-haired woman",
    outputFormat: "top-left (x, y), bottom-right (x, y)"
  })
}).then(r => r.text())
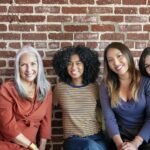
top-left (52, 45), bottom-right (108, 150)
top-left (139, 47), bottom-right (150, 77)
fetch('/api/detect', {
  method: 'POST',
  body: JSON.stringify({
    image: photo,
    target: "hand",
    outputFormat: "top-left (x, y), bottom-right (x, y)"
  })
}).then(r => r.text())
top-left (120, 142), bottom-right (137, 150)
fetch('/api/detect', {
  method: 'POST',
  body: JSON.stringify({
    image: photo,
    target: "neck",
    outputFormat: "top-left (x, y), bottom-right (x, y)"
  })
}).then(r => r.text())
top-left (71, 79), bottom-right (83, 86)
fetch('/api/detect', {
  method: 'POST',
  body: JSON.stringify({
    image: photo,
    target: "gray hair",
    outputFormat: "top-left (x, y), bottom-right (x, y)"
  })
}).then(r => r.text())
top-left (15, 45), bottom-right (50, 101)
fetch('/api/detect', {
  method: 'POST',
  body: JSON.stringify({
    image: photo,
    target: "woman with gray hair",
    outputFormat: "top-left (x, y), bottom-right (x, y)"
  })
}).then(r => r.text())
top-left (0, 45), bottom-right (52, 150)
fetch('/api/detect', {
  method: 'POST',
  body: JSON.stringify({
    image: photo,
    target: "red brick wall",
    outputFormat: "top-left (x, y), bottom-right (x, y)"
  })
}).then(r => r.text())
top-left (0, 0), bottom-right (150, 149)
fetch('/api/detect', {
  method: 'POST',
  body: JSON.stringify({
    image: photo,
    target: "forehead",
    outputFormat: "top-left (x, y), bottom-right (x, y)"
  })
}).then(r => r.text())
top-left (145, 55), bottom-right (150, 64)
top-left (70, 54), bottom-right (80, 61)
top-left (107, 48), bottom-right (121, 57)
top-left (20, 52), bottom-right (37, 61)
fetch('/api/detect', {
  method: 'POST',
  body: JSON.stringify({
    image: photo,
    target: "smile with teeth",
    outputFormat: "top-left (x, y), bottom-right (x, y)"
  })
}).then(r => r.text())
top-left (115, 65), bottom-right (123, 71)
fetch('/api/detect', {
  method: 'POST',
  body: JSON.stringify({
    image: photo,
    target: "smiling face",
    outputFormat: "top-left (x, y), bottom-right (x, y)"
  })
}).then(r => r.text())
top-left (145, 55), bottom-right (150, 76)
top-left (67, 54), bottom-right (84, 85)
top-left (106, 48), bottom-right (129, 78)
top-left (19, 53), bottom-right (38, 84)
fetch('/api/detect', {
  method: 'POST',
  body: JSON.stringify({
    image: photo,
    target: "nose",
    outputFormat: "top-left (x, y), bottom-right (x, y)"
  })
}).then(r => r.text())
top-left (113, 58), bottom-right (120, 66)
top-left (26, 64), bottom-right (32, 72)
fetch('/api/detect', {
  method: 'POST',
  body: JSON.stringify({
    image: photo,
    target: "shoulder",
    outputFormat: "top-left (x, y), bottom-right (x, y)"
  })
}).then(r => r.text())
top-left (0, 80), bottom-right (15, 91)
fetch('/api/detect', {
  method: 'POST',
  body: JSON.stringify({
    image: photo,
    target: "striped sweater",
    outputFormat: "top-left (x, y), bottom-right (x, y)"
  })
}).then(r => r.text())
top-left (53, 82), bottom-right (101, 139)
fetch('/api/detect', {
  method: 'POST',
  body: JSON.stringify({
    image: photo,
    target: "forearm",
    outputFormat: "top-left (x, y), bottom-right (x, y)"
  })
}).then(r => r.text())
top-left (112, 134), bottom-right (123, 150)
top-left (39, 138), bottom-right (47, 150)
top-left (131, 136), bottom-right (143, 148)
top-left (13, 133), bottom-right (39, 150)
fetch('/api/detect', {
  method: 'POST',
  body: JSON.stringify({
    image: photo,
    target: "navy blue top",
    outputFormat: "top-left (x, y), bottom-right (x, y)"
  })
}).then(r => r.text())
top-left (100, 76), bottom-right (150, 142)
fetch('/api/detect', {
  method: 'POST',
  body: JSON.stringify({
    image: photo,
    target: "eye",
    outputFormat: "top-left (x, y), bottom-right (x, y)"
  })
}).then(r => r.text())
top-left (117, 53), bottom-right (123, 58)
top-left (107, 58), bottom-right (113, 63)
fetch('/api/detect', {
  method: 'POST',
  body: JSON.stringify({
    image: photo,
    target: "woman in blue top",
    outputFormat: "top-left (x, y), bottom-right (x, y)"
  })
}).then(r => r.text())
top-left (100, 42), bottom-right (150, 150)
top-left (139, 47), bottom-right (150, 77)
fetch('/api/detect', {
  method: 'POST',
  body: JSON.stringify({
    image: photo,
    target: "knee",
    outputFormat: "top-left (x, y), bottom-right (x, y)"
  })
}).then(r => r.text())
top-left (83, 140), bottom-right (106, 150)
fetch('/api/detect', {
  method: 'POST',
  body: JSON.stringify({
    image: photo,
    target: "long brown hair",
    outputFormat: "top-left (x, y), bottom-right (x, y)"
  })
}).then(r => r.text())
top-left (103, 42), bottom-right (140, 107)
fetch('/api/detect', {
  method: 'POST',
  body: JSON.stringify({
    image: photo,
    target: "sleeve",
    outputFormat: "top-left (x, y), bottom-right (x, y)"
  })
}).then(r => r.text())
top-left (0, 84), bottom-right (21, 140)
top-left (99, 81), bottom-right (120, 138)
top-left (138, 78), bottom-right (150, 142)
top-left (39, 91), bottom-right (52, 139)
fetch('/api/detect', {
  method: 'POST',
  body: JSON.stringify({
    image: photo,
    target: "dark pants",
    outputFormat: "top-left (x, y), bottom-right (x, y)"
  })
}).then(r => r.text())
top-left (108, 126), bottom-right (150, 150)
top-left (63, 131), bottom-right (108, 150)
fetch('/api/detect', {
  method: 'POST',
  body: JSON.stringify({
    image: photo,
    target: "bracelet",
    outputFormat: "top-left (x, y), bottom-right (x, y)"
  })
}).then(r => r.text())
top-left (28, 143), bottom-right (37, 150)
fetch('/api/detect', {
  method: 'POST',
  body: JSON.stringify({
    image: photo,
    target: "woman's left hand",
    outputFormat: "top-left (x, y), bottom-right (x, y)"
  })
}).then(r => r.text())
top-left (120, 142), bottom-right (137, 150)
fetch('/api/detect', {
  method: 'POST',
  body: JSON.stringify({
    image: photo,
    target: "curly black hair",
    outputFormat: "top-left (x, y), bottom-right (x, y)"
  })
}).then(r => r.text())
top-left (52, 45), bottom-right (100, 85)
top-left (139, 47), bottom-right (150, 77)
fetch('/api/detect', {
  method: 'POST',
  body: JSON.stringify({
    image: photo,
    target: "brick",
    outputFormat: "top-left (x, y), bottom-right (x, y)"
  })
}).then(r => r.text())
top-left (0, 51), bottom-right (16, 58)
top-left (97, 0), bottom-right (121, 5)
top-left (0, 60), bottom-right (6, 67)
top-left (35, 6), bottom-right (60, 13)
top-left (74, 42), bottom-right (85, 46)
top-left (0, 24), bottom-right (7, 31)
top-left (70, 0), bottom-right (94, 4)
top-left (124, 41), bottom-right (134, 49)
top-left (20, 16), bottom-right (45, 22)
top-left (43, 60), bottom-right (52, 67)
top-left (15, 0), bottom-right (40, 4)
top-left (91, 25), bottom-right (115, 32)
top-left (131, 51), bottom-right (142, 57)
top-left (0, 69), bottom-right (14, 76)
top-left (22, 33), bottom-right (47, 40)
top-left (62, 7), bottom-right (87, 14)
top-left (43, 0), bottom-right (68, 4)
top-left (144, 25), bottom-right (150, 31)
top-left (48, 42), bottom-right (59, 49)
top-left (52, 128), bottom-right (63, 135)
top-left (135, 42), bottom-right (147, 49)
top-left (35, 42), bottom-right (47, 49)
top-left (0, 15), bottom-right (19, 22)
top-left (47, 77), bottom-right (57, 84)
top-left (8, 60), bottom-right (15, 67)
top-left (88, 7), bottom-right (113, 14)
top-left (9, 25), bottom-right (34, 31)
top-left (47, 16), bottom-right (72, 22)
top-left (0, 33), bottom-right (20, 40)
top-left (99, 42), bottom-right (110, 49)
top-left (140, 7), bottom-right (150, 14)
top-left (48, 33), bottom-right (73, 40)
top-left (9, 43), bottom-right (21, 49)
top-left (46, 69), bottom-right (56, 75)
top-left (127, 33), bottom-right (149, 40)
top-left (45, 51), bottom-right (57, 57)
top-left (8, 6), bottom-right (33, 13)
top-left (123, 0), bottom-right (146, 5)
top-left (101, 33), bottom-right (124, 40)
top-left (36, 25), bottom-right (61, 32)
top-left (0, 42), bottom-right (6, 48)
top-left (52, 144), bottom-right (63, 150)
top-left (119, 25), bottom-right (142, 31)
top-left (115, 7), bottom-right (137, 14)
top-left (86, 42), bottom-right (98, 49)
top-left (74, 33), bottom-right (98, 40)
top-left (101, 16), bottom-right (123, 22)
top-left (51, 135), bottom-right (63, 142)
top-left (73, 16), bottom-right (97, 23)
top-left (64, 25), bottom-right (88, 32)
top-left (61, 42), bottom-right (72, 48)
top-left (125, 16), bottom-right (148, 22)
top-left (0, 0), bottom-right (12, 3)
top-left (0, 6), bottom-right (7, 12)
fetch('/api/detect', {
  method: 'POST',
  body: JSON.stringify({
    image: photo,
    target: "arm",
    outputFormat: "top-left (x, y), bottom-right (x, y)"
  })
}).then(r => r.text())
top-left (39, 91), bottom-right (52, 149)
top-left (99, 82), bottom-right (123, 147)
top-left (137, 77), bottom-right (150, 143)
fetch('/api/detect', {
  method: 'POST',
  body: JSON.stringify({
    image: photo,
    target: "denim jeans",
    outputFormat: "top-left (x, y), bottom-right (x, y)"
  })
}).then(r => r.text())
top-left (63, 131), bottom-right (108, 150)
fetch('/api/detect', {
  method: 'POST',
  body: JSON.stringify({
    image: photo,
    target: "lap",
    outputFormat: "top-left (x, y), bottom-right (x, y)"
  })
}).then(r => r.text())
top-left (63, 131), bottom-right (108, 150)
top-left (0, 141), bottom-right (27, 150)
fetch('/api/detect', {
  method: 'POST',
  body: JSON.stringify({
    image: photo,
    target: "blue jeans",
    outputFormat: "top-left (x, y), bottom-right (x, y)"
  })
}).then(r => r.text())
top-left (63, 131), bottom-right (108, 150)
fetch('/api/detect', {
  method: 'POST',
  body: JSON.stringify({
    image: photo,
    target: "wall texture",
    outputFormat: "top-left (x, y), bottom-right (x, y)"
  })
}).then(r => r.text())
top-left (0, 0), bottom-right (150, 149)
